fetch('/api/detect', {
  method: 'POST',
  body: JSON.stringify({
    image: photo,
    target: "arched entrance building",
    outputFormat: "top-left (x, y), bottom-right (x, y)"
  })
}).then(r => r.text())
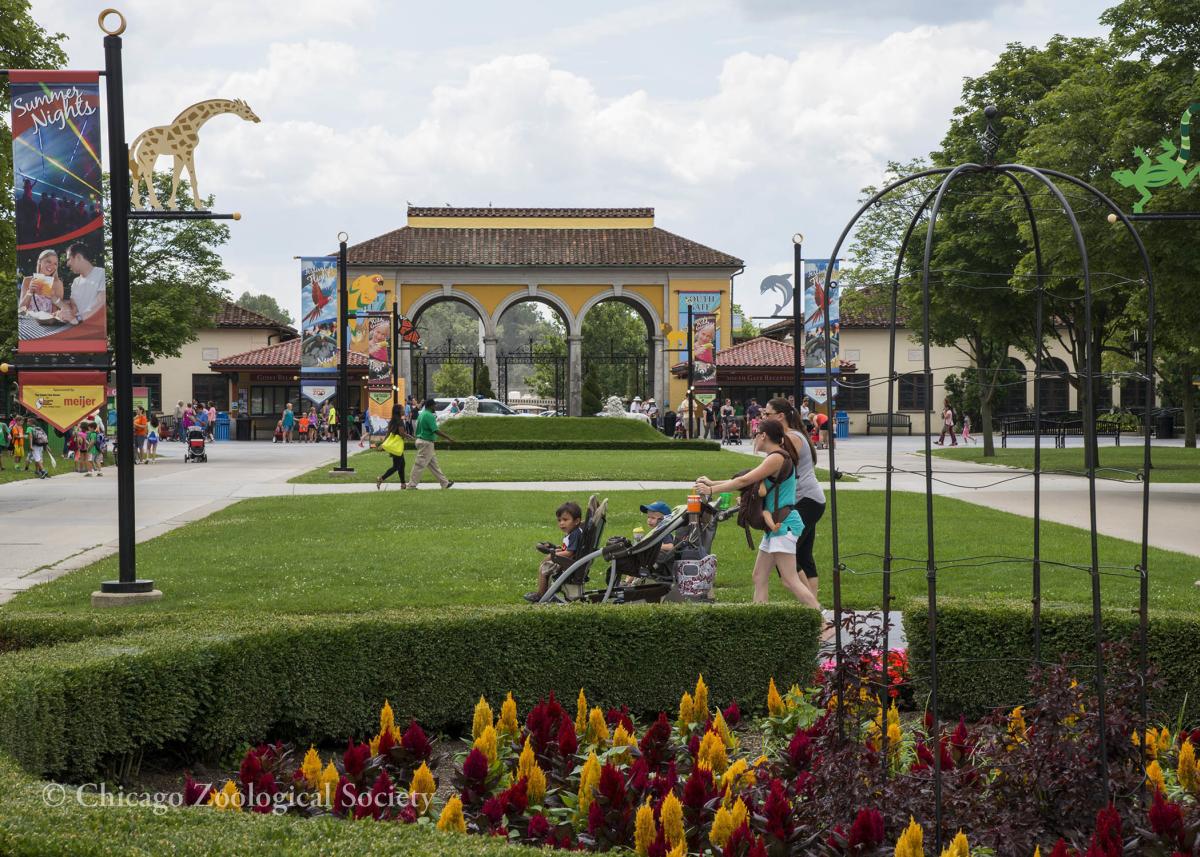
top-left (345, 207), bottom-right (743, 415)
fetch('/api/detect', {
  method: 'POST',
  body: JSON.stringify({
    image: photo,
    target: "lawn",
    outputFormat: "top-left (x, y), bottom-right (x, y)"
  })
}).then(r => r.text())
top-left (0, 451), bottom-right (115, 484)
top-left (5, 489), bottom-right (1195, 617)
top-left (932, 444), bottom-right (1200, 482)
top-left (289, 448), bottom-right (826, 484)
top-left (437, 416), bottom-right (666, 442)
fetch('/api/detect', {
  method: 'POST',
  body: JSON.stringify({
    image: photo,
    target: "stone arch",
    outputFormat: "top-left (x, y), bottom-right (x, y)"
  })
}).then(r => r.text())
top-left (576, 289), bottom-right (664, 411)
top-left (407, 289), bottom-right (493, 340)
top-left (490, 290), bottom-right (575, 337)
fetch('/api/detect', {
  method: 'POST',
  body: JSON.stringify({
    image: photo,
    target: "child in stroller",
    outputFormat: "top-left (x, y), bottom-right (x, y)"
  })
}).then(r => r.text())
top-left (184, 425), bottom-right (208, 462)
top-left (723, 419), bottom-right (741, 445)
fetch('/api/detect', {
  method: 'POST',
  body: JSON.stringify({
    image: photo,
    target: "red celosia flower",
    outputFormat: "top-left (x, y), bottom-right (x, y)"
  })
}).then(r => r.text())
top-left (686, 732), bottom-right (701, 758)
top-left (681, 766), bottom-right (715, 810)
top-left (462, 747), bottom-right (490, 784)
top-left (629, 757), bottom-right (650, 792)
top-left (950, 716), bottom-right (971, 757)
top-left (787, 730), bottom-right (813, 770)
top-left (587, 798), bottom-right (606, 834)
top-left (526, 700), bottom-right (556, 754)
top-left (724, 823), bottom-right (769, 857)
top-left (343, 740), bottom-right (370, 777)
top-left (481, 796), bottom-right (506, 827)
top-left (557, 713), bottom-right (578, 758)
top-left (606, 705), bottom-right (634, 732)
top-left (597, 763), bottom-right (626, 806)
top-left (400, 721), bottom-right (432, 760)
top-left (923, 710), bottom-right (935, 732)
top-left (793, 770), bottom-right (815, 799)
top-left (1084, 804), bottom-right (1122, 857)
top-left (334, 777), bottom-right (358, 817)
top-left (846, 807), bottom-right (885, 849)
top-left (396, 804), bottom-right (417, 823)
top-left (1148, 789), bottom-right (1185, 846)
top-left (377, 727), bottom-right (396, 756)
top-left (239, 749), bottom-right (263, 789)
top-left (646, 828), bottom-right (670, 857)
top-left (723, 701), bottom-right (742, 727)
top-left (249, 772), bottom-right (279, 814)
top-left (1048, 838), bottom-right (1075, 857)
top-left (639, 713), bottom-right (672, 768)
top-left (762, 778), bottom-right (793, 841)
top-left (355, 770), bottom-right (394, 820)
top-left (182, 774), bottom-right (211, 806)
top-left (526, 812), bottom-right (550, 840)
top-left (504, 777), bottom-right (529, 815)
top-left (651, 760), bottom-right (678, 799)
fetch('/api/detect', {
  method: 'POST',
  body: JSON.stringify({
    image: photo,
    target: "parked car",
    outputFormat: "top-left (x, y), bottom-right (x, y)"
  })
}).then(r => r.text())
top-left (539, 408), bottom-right (566, 417)
top-left (432, 397), bottom-right (522, 417)
top-left (508, 404), bottom-right (545, 416)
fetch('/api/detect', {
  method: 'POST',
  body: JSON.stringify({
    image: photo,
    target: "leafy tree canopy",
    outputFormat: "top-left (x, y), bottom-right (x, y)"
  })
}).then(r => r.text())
top-left (236, 291), bottom-right (294, 326)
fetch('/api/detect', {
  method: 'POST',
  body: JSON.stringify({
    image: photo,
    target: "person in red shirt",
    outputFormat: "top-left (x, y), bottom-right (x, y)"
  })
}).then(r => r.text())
top-left (132, 407), bottom-right (149, 464)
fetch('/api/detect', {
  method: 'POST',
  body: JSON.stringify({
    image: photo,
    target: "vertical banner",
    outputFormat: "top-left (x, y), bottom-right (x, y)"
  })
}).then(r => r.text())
top-left (346, 273), bottom-right (389, 358)
top-left (300, 257), bottom-right (339, 376)
top-left (678, 292), bottom-right (721, 387)
top-left (364, 313), bottom-right (393, 434)
top-left (11, 71), bottom-right (106, 355)
top-left (801, 260), bottom-right (841, 404)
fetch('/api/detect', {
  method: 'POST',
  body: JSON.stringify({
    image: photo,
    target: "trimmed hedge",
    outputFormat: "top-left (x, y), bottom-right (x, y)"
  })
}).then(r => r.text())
top-left (903, 598), bottom-right (1200, 721)
top-left (442, 416), bottom-right (668, 442)
top-left (0, 756), bottom-right (543, 857)
top-left (444, 439), bottom-right (720, 451)
top-left (0, 604), bottom-right (821, 780)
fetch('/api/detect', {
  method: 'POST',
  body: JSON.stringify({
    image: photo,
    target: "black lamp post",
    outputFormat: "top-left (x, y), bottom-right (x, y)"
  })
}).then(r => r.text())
top-left (793, 232), bottom-right (805, 407)
top-left (332, 232), bottom-right (353, 472)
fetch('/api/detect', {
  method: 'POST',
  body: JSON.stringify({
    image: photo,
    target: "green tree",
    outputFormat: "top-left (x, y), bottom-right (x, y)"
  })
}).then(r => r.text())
top-left (431, 361), bottom-right (472, 398)
top-left (581, 302), bottom-right (648, 400)
top-left (0, 1), bottom-right (67, 360)
top-left (526, 338), bottom-right (567, 402)
top-left (581, 366), bottom-right (603, 416)
top-left (475, 362), bottom-right (496, 399)
top-left (416, 302), bottom-right (481, 352)
top-left (730, 302), bottom-right (759, 339)
top-left (235, 291), bottom-right (294, 326)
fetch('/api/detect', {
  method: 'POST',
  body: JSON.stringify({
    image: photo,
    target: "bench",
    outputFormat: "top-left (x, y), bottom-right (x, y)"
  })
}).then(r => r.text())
top-left (866, 413), bottom-right (912, 435)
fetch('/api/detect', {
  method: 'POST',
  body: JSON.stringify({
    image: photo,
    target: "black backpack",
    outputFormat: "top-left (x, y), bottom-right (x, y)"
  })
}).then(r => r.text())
top-left (734, 451), bottom-right (794, 549)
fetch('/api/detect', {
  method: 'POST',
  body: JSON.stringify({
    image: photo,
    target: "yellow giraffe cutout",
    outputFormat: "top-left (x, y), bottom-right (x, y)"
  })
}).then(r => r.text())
top-left (129, 98), bottom-right (260, 210)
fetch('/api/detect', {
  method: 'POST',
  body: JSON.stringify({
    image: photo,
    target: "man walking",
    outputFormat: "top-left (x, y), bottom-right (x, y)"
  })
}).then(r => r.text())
top-left (406, 398), bottom-right (456, 489)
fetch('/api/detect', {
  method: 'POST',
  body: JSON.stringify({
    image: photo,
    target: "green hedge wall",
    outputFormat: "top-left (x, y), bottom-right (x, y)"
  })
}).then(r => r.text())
top-left (0, 604), bottom-right (821, 780)
top-left (444, 416), bottom-right (667, 442)
top-left (903, 599), bottom-right (1200, 721)
top-left (0, 755), bottom-right (543, 857)
top-left (444, 439), bottom-right (720, 451)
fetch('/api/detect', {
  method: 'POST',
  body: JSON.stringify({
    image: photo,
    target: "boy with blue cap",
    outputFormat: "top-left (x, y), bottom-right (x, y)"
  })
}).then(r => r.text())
top-left (639, 501), bottom-right (676, 557)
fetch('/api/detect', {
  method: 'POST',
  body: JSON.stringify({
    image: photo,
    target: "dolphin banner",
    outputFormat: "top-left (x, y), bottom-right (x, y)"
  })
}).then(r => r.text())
top-left (300, 257), bottom-right (338, 376)
top-left (11, 71), bottom-right (106, 355)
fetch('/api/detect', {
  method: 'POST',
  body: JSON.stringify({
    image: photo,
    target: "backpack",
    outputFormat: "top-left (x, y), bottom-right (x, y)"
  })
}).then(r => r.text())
top-left (734, 451), bottom-right (794, 549)
top-left (30, 427), bottom-right (49, 447)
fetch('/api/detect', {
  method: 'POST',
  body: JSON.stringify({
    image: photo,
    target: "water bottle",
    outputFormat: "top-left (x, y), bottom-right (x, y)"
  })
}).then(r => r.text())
top-left (632, 527), bottom-right (644, 543)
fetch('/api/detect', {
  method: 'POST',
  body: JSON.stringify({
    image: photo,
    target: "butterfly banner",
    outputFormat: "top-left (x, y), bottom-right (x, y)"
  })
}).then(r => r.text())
top-left (300, 257), bottom-right (338, 377)
top-left (398, 316), bottom-right (422, 347)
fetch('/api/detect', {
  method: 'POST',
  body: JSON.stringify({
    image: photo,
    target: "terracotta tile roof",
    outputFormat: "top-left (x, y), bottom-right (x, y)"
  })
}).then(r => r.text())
top-left (759, 296), bottom-right (907, 339)
top-left (672, 336), bottom-right (796, 374)
top-left (346, 227), bottom-right (743, 268)
top-left (210, 338), bottom-right (368, 372)
top-left (214, 300), bottom-right (297, 334)
top-left (407, 206), bottom-right (654, 218)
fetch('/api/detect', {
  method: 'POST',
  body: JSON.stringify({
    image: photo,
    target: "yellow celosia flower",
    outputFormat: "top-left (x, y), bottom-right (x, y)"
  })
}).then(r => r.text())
top-left (380, 699), bottom-right (395, 736)
top-left (752, 754), bottom-right (770, 768)
top-left (767, 678), bottom-right (784, 717)
top-left (472, 695), bottom-right (493, 741)
top-left (410, 762), bottom-right (436, 815)
top-left (693, 674), bottom-right (709, 724)
top-left (939, 830), bottom-right (969, 857)
top-left (208, 779), bottom-right (242, 812)
top-left (301, 745), bottom-right (322, 789)
top-left (887, 722), bottom-right (903, 756)
top-left (1178, 739), bottom-right (1198, 795)
top-left (498, 692), bottom-right (520, 739)
top-left (667, 842), bottom-right (685, 857)
top-left (1006, 706), bottom-right (1027, 750)
top-left (635, 800), bottom-right (657, 855)
top-left (713, 710), bottom-right (739, 750)
top-left (678, 691), bottom-right (695, 734)
top-left (1033, 847), bottom-right (1041, 857)
top-left (585, 706), bottom-right (610, 748)
top-left (661, 791), bottom-right (684, 847)
top-left (1146, 759), bottom-right (1166, 794)
top-left (1156, 728), bottom-right (1172, 756)
top-left (576, 689), bottom-right (588, 736)
top-left (721, 758), bottom-right (749, 797)
top-left (730, 797), bottom-right (748, 831)
top-left (576, 752), bottom-right (601, 823)
top-left (788, 684), bottom-right (803, 710)
top-left (698, 729), bottom-right (729, 775)
top-left (517, 737), bottom-right (537, 782)
top-left (318, 760), bottom-right (339, 807)
top-left (709, 803), bottom-right (735, 848)
top-left (473, 724), bottom-right (498, 765)
top-left (369, 734), bottom-right (381, 756)
top-left (526, 763), bottom-right (547, 806)
top-left (611, 723), bottom-right (635, 764)
top-left (437, 795), bottom-right (466, 833)
top-left (895, 816), bottom-right (924, 857)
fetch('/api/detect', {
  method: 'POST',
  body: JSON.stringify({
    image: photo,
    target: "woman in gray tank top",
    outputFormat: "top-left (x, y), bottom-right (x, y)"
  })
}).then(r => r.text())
top-left (764, 398), bottom-right (826, 605)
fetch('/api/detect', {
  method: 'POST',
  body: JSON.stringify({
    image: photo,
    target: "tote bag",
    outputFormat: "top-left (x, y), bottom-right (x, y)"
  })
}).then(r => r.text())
top-left (381, 433), bottom-right (405, 456)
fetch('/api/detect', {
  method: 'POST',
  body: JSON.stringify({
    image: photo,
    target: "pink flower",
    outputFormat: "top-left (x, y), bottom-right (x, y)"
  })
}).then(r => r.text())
top-left (846, 807), bottom-right (885, 849)
top-left (462, 747), bottom-right (490, 785)
top-left (1148, 789), bottom-right (1184, 846)
top-left (182, 774), bottom-right (211, 806)
top-left (722, 701), bottom-right (742, 727)
top-left (343, 740), bottom-right (370, 777)
top-left (400, 721), bottom-right (432, 760)
top-left (787, 730), bottom-right (813, 769)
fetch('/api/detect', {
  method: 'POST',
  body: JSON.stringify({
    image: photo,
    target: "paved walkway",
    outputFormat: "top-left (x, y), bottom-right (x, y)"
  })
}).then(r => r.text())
top-left (0, 436), bottom-right (1196, 604)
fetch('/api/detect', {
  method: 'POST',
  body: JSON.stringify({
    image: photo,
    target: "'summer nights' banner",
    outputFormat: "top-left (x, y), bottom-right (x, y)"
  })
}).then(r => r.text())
top-left (11, 71), bottom-right (107, 354)
top-left (300, 257), bottom-right (338, 376)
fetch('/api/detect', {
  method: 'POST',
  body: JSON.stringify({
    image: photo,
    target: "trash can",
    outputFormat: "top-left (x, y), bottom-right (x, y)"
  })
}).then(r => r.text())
top-left (215, 412), bottom-right (230, 441)
top-left (835, 410), bottom-right (850, 439)
top-left (1155, 412), bottom-right (1174, 440)
top-left (235, 418), bottom-right (251, 442)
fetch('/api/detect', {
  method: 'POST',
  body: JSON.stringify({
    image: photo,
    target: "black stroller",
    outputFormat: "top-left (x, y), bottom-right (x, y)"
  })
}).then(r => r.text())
top-left (184, 426), bottom-right (208, 462)
top-left (534, 496), bottom-right (734, 604)
top-left (722, 418), bottom-right (742, 445)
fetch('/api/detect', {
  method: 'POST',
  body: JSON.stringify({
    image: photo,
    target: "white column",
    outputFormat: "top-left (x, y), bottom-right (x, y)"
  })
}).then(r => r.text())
top-left (568, 334), bottom-right (583, 416)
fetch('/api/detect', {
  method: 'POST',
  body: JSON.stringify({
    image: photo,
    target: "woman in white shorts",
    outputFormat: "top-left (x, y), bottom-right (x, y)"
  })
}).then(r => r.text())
top-left (695, 419), bottom-right (822, 611)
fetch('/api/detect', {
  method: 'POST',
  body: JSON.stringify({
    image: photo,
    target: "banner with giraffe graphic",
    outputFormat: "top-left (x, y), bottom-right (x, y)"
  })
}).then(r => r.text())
top-left (10, 71), bottom-right (107, 354)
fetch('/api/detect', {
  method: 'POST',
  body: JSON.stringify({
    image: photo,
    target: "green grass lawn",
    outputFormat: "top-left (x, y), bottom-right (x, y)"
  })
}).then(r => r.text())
top-left (0, 451), bottom-right (115, 484)
top-left (289, 448), bottom-right (849, 484)
top-left (932, 445), bottom-right (1200, 482)
top-left (440, 416), bottom-right (666, 442)
top-left (5, 489), bottom-right (1195, 618)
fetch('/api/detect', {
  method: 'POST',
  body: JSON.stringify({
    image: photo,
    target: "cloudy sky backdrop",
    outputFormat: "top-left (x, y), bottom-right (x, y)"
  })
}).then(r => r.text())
top-left (33, 0), bottom-right (1110, 323)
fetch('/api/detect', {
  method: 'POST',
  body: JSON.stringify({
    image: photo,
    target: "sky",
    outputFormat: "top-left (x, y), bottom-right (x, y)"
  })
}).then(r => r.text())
top-left (29, 0), bottom-right (1112, 325)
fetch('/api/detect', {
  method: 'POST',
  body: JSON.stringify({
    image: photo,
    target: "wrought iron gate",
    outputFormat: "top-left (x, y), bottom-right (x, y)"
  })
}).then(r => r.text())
top-left (498, 343), bottom-right (567, 415)
top-left (581, 341), bottom-right (650, 403)
top-left (413, 346), bottom-right (483, 402)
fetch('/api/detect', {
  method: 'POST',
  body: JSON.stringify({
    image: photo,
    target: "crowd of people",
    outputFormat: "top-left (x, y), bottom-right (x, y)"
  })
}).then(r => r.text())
top-left (631, 393), bottom-right (834, 449)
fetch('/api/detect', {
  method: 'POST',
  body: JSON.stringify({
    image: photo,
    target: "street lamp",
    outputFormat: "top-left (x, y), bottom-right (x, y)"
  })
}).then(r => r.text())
top-left (792, 233), bottom-right (805, 408)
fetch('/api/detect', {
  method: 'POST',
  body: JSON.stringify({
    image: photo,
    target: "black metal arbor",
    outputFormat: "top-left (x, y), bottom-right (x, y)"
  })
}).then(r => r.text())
top-left (818, 107), bottom-right (1156, 848)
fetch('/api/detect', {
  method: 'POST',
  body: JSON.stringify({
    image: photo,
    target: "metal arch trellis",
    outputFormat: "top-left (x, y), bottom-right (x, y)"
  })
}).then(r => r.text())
top-left (818, 107), bottom-right (1156, 850)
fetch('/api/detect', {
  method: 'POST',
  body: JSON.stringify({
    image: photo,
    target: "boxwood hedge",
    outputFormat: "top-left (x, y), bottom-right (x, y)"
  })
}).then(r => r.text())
top-left (443, 439), bottom-right (720, 450)
top-left (903, 598), bottom-right (1200, 721)
top-left (0, 604), bottom-right (822, 781)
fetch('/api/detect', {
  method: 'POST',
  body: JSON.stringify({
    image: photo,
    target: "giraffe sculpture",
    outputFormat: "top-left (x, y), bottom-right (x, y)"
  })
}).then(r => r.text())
top-left (129, 98), bottom-right (260, 210)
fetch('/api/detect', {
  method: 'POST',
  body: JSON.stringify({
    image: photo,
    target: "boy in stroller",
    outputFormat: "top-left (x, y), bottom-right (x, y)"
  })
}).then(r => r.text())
top-left (524, 501), bottom-right (583, 602)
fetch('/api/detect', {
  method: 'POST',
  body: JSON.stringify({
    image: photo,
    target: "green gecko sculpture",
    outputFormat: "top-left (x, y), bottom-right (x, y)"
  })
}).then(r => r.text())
top-left (1111, 101), bottom-right (1200, 213)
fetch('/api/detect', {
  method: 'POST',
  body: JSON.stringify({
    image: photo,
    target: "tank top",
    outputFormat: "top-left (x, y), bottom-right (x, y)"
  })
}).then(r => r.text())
top-left (763, 453), bottom-right (804, 539)
top-left (787, 429), bottom-right (826, 505)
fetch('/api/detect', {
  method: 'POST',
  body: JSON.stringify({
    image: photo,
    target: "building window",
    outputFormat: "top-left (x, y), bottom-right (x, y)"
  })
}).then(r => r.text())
top-left (250, 386), bottom-right (301, 417)
top-left (995, 357), bottom-right (1027, 415)
top-left (201, 347), bottom-right (219, 361)
top-left (1036, 358), bottom-right (1070, 413)
top-left (907, 349), bottom-right (923, 363)
top-left (837, 373), bottom-right (871, 411)
top-left (1119, 376), bottom-right (1154, 411)
top-left (898, 372), bottom-right (932, 411)
top-left (131, 373), bottom-right (162, 414)
top-left (192, 374), bottom-right (230, 410)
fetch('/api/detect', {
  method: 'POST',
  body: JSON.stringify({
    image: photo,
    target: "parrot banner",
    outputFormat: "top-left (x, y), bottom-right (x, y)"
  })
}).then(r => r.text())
top-left (300, 257), bottom-right (338, 377)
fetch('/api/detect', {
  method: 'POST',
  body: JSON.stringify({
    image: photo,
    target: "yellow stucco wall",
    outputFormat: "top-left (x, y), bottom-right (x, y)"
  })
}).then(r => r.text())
top-left (667, 278), bottom-right (732, 410)
top-left (398, 284), bottom-right (440, 316)
top-left (407, 215), bottom-right (654, 229)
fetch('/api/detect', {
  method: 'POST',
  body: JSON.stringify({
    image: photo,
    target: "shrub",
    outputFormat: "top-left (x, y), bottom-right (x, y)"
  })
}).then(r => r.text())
top-left (442, 439), bottom-right (720, 451)
top-left (446, 416), bottom-right (666, 442)
top-left (0, 605), bottom-right (822, 780)
top-left (902, 598), bottom-right (1200, 721)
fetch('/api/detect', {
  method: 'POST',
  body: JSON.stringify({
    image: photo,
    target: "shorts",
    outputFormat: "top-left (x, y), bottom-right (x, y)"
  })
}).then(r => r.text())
top-left (134, 435), bottom-right (146, 449)
top-left (759, 530), bottom-right (799, 554)
top-left (30, 446), bottom-right (44, 464)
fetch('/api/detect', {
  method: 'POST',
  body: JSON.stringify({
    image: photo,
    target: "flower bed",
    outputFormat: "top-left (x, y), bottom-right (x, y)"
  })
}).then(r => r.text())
top-left (172, 648), bottom-right (1198, 856)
